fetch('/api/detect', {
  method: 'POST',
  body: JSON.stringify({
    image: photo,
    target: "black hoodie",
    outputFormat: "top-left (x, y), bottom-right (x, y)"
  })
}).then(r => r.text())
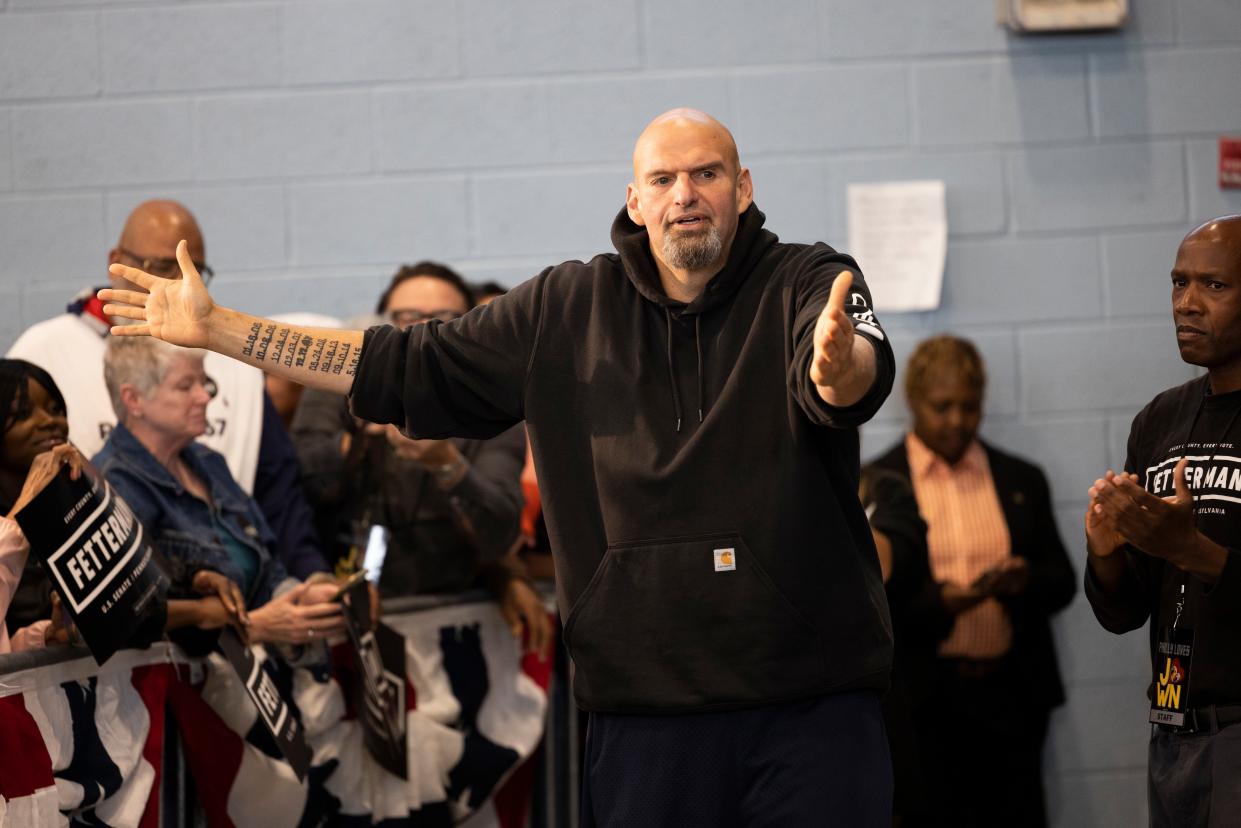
top-left (351, 205), bottom-right (896, 713)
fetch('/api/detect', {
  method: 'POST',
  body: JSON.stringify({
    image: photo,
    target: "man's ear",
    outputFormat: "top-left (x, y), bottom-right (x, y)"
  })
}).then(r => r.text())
top-left (626, 183), bottom-right (645, 226)
top-left (736, 168), bottom-right (753, 214)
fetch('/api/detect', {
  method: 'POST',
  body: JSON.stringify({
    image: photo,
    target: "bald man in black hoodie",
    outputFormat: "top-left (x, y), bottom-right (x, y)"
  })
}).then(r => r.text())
top-left (101, 109), bottom-right (897, 827)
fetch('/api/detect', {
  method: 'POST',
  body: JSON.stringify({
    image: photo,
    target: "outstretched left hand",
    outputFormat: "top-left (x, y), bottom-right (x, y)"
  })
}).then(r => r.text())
top-left (810, 271), bottom-right (876, 408)
top-left (810, 271), bottom-right (856, 389)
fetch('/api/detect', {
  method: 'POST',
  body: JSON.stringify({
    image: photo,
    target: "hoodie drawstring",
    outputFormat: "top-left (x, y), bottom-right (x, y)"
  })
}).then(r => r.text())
top-left (664, 307), bottom-right (683, 433)
top-left (694, 315), bottom-right (704, 424)
top-left (663, 309), bottom-right (706, 433)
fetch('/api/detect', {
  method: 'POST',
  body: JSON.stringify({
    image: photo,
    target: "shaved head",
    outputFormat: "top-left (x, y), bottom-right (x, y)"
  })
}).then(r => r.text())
top-left (108, 199), bottom-right (206, 295)
top-left (117, 199), bottom-right (204, 259)
top-left (1182, 214), bottom-right (1241, 270)
top-left (632, 108), bottom-right (741, 180)
top-left (625, 109), bottom-right (753, 295)
top-left (1172, 214), bottom-right (1241, 387)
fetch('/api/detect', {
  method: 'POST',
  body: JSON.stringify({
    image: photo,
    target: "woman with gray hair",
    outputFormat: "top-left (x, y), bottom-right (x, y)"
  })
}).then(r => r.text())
top-left (94, 337), bottom-right (344, 645)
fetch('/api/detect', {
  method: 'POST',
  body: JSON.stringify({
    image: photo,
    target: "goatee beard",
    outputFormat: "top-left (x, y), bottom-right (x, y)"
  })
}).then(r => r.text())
top-left (662, 225), bottom-right (723, 271)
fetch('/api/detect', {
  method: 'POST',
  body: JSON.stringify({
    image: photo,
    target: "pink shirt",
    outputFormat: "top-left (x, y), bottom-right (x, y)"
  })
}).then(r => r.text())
top-left (906, 434), bottom-right (1013, 660)
top-left (0, 517), bottom-right (48, 654)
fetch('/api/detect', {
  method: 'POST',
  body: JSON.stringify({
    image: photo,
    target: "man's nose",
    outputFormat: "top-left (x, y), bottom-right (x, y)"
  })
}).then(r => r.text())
top-left (1175, 283), bottom-right (1202, 315)
top-left (671, 174), bottom-right (697, 206)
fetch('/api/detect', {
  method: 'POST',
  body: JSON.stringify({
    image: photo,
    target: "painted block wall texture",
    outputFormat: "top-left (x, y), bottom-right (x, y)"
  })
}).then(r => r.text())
top-left (3, 0), bottom-right (1241, 822)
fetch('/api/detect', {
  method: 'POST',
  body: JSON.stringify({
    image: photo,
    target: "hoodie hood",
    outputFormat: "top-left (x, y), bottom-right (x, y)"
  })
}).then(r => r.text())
top-left (610, 203), bottom-right (778, 316)
top-left (610, 203), bottom-right (779, 432)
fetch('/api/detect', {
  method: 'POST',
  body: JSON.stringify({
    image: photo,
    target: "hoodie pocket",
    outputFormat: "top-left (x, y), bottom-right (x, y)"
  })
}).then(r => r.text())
top-left (563, 532), bottom-right (827, 710)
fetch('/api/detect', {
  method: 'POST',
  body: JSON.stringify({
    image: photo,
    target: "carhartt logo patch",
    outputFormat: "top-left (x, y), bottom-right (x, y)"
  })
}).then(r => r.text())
top-left (713, 548), bottom-right (736, 572)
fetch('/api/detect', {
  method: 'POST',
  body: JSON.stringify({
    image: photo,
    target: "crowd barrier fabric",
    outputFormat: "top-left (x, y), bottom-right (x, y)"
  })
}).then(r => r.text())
top-left (0, 597), bottom-right (554, 827)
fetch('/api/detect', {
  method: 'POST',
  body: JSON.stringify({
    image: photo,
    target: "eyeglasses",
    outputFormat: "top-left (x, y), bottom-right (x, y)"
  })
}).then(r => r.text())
top-left (388, 308), bottom-right (462, 327)
top-left (117, 247), bottom-right (215, 286)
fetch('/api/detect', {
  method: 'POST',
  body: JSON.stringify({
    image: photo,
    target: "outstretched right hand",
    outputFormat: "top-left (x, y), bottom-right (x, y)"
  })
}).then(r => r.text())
top-left (100, 240), bottom-right (214, 348)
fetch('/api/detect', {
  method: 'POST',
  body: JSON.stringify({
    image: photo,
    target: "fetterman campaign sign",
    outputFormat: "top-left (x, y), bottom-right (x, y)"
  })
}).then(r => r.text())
top-left (217, 627), bottom-right (313, 781)
top-left (15, 467), bottom-right (168, 664)
top-left (339, 575), bottom-right (408, 778)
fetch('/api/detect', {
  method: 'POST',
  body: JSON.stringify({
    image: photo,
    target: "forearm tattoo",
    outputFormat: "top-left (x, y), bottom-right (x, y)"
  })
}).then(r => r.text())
top-left (242, 322), bottom-right (261, 357)
top-left (291, 333), bottom-right (313, 368)
top-left (321, 338), bottom-right (339, 373)
top-left (245, 323), bottom-right (360, 377)
top-left (270, 327), bottom-right (291, 366)
top-left (329, 343), bottom-right (352, 375)
top-left (253, 323), bottom-right (277, 362)
top-left (307, 336), bottom-right (326, 372)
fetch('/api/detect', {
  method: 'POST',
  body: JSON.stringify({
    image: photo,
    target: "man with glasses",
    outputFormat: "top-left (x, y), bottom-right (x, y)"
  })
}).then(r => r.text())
top-left (8, 199), bottom-right (330, 580)
top-left (291, 262), bottom-right (550, 651)
top-left (115, 243), bottom-right (216, 287)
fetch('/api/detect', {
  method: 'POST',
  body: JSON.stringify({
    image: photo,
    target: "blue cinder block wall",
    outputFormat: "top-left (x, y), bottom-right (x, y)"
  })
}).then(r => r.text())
top-left (3, 1), bottom-right (1240, 823)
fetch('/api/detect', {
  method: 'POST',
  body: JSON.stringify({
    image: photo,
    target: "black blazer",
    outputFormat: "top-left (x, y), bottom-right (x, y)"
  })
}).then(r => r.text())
top-left (861, 466), bottom-right (950, 711)
top-left (869, 439), bottom-right (1077, 711)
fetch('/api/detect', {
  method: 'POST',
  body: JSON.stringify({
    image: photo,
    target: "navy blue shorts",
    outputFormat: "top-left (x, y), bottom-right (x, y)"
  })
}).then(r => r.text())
top-left (580, 691), bottom-right (892, 828)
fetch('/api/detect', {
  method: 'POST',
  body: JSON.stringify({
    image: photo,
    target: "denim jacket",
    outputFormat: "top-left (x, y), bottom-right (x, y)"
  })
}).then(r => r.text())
top-left (92, 422), bottom-right (291, 606)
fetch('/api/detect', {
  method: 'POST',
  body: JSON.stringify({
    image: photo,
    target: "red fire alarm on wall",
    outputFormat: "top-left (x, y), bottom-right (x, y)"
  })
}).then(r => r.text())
top-left (1222, 137), bottom-right (1241, 190)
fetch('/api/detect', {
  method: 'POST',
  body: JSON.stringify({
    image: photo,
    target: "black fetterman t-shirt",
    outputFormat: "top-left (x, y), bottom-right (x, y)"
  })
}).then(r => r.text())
top-left (1086, 375), bottom-right (1241, 707)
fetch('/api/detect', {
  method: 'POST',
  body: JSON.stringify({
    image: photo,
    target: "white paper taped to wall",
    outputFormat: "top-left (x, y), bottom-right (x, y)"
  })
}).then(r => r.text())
top-left (846, 180), bottom-right (947, 314)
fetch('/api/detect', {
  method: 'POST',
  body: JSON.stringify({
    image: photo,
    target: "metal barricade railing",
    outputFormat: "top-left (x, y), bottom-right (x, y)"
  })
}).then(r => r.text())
top-left (0, 639), bottom-right (93, 675)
